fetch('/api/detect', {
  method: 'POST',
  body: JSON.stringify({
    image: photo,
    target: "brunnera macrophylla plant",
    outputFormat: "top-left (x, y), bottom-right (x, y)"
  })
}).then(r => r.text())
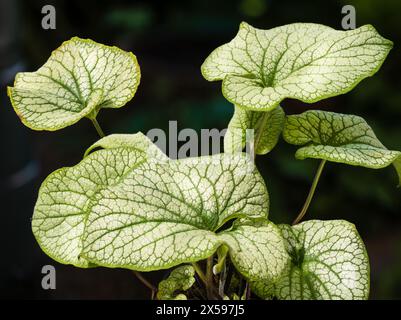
top-left (7, 22), bottom-right (401, 300)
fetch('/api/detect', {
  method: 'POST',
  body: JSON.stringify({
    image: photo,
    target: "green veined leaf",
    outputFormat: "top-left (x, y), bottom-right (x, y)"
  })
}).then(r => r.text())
top-left (252, 220), bottom-right (370, 300)
top-left (224, 105), bottom-right (285, 155)
top-left (157, 265), bottom-right (195, 300)
top-left (213, 245), bottom-right (229, 275)
top-left (8, 37), bottom-right (140, 131)
top-left (84, 132), bottom-right (167, 161)
top-left (219, 219), bottom-right (289, 285)
top-left (33, 147), bottom-right (148, 267)
top-left (283, 110), bottom-right (401, 185)
top-left (201, 22), bottom-right (392, 112)
top-left (32, 133), bottom-right (273, 274)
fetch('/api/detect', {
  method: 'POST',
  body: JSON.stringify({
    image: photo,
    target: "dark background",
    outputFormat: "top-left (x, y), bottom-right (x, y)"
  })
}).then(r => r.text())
top-left (0, 0), bottom-right (400, 299)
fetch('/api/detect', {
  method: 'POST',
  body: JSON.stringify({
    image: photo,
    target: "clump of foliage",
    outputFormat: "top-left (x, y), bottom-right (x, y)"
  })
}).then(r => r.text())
top-left (8, 22), bottom-right (400, 300)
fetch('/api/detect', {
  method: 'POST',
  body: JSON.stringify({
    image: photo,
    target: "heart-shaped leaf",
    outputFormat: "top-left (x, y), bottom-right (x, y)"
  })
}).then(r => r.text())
top-left (8, 37), bottom-right (140, 131)
top-left (33, 146), bottom-right (148, 268)
top-left (157, 265), bottom-right (195, 300)
top-left (219, 219), bottom-right (290, 285)
top-left (283, 110), bottom-right (401, 185)
top-left (201, 22), bottom-right (392, 112)
top-left (224, 105), bottom-right (285, 155)
top-left (33, 133), bottom-right (290, 284)
top-left (252, 220), bottom-right (370, 300)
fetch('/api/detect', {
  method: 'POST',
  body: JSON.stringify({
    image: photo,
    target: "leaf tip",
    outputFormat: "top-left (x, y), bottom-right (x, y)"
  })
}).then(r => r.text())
top-left (364, 24), bottom-right (393, 45)
top-left (239, 21), bottom-right (251, 30)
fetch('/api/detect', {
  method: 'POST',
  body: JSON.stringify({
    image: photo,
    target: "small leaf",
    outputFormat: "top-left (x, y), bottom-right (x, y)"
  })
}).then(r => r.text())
top-left (253, 220), bottom-right (370, 300)
top-left (231, 293), bottom-right (240, 300)
top-left (213, 245), bottom-right (229, 275)
top-left (224, 105), bottom-right (285, 155)
top-left (32, 133), bottom-right (271, 272)
top-left (283, 110), bottom-right (401, 184)
top-left (157, 265), bottom-right (195, 300)
top-left (201, 22), bottom-right (392, 112)
top-left (8, 37), bottom-right (140, 131)
top-left (220, 219), bottom-right (289, 285)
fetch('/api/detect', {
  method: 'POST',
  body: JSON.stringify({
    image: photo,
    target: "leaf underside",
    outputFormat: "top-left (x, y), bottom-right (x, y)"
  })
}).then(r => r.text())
top-left (252, 220), bottom-right (370, 300)
top-left (32, 133), bottom-right (289, 284)
top-left (8, 37), bottom-right (140, 131)
top-left (283, 110), bottom-right (401, 184)
top-left (201, 22), bottom-right (392, 112)
top-left (224, 105), bottom-right (285, 155)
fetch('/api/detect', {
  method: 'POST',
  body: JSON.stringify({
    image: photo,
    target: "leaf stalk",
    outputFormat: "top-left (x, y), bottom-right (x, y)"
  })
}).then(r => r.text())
top-left (133, 271), bottom-right (157, 299)
top-left (91, 118), bottom-right (105, 138)
top-left (192, 262), bottom-right (208, 286)
top-left (206, 255), bottom-right (215, 299)
top-left (293, 159), bottom-right (327, 225)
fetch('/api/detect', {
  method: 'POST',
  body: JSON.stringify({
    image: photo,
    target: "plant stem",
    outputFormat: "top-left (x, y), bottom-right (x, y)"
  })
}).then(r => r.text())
top-left (192, 262), bottom-right (208, 286)
top-left (133, 271), bottom-right (157, 299)
top-left (91, 118), bottom-right (105, 138)
top-left (218, 259), bottom-right (227, 299)
top-left (293, 159), bottom-right (327, 225)
top-left (206, 255), bottom-right (215, 299)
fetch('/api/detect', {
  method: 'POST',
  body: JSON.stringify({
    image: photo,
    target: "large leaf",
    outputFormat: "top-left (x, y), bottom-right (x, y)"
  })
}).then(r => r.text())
top-left (201, 22), bottom-right (392, 112)
top-left (253, 220), bottom-right (370, 300)
top-left (224, 105), bottom-right (285, 155)
top-left (33, 133), bottom-right (289, 284)
top-left (33, 147), bottom-right (147, 268)
top-left (157, 265), bottom-right (195, 300)
top-left (8, 37), bottom-right (140, 131)
top-left (283, 110), bottom-right (401, 185)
